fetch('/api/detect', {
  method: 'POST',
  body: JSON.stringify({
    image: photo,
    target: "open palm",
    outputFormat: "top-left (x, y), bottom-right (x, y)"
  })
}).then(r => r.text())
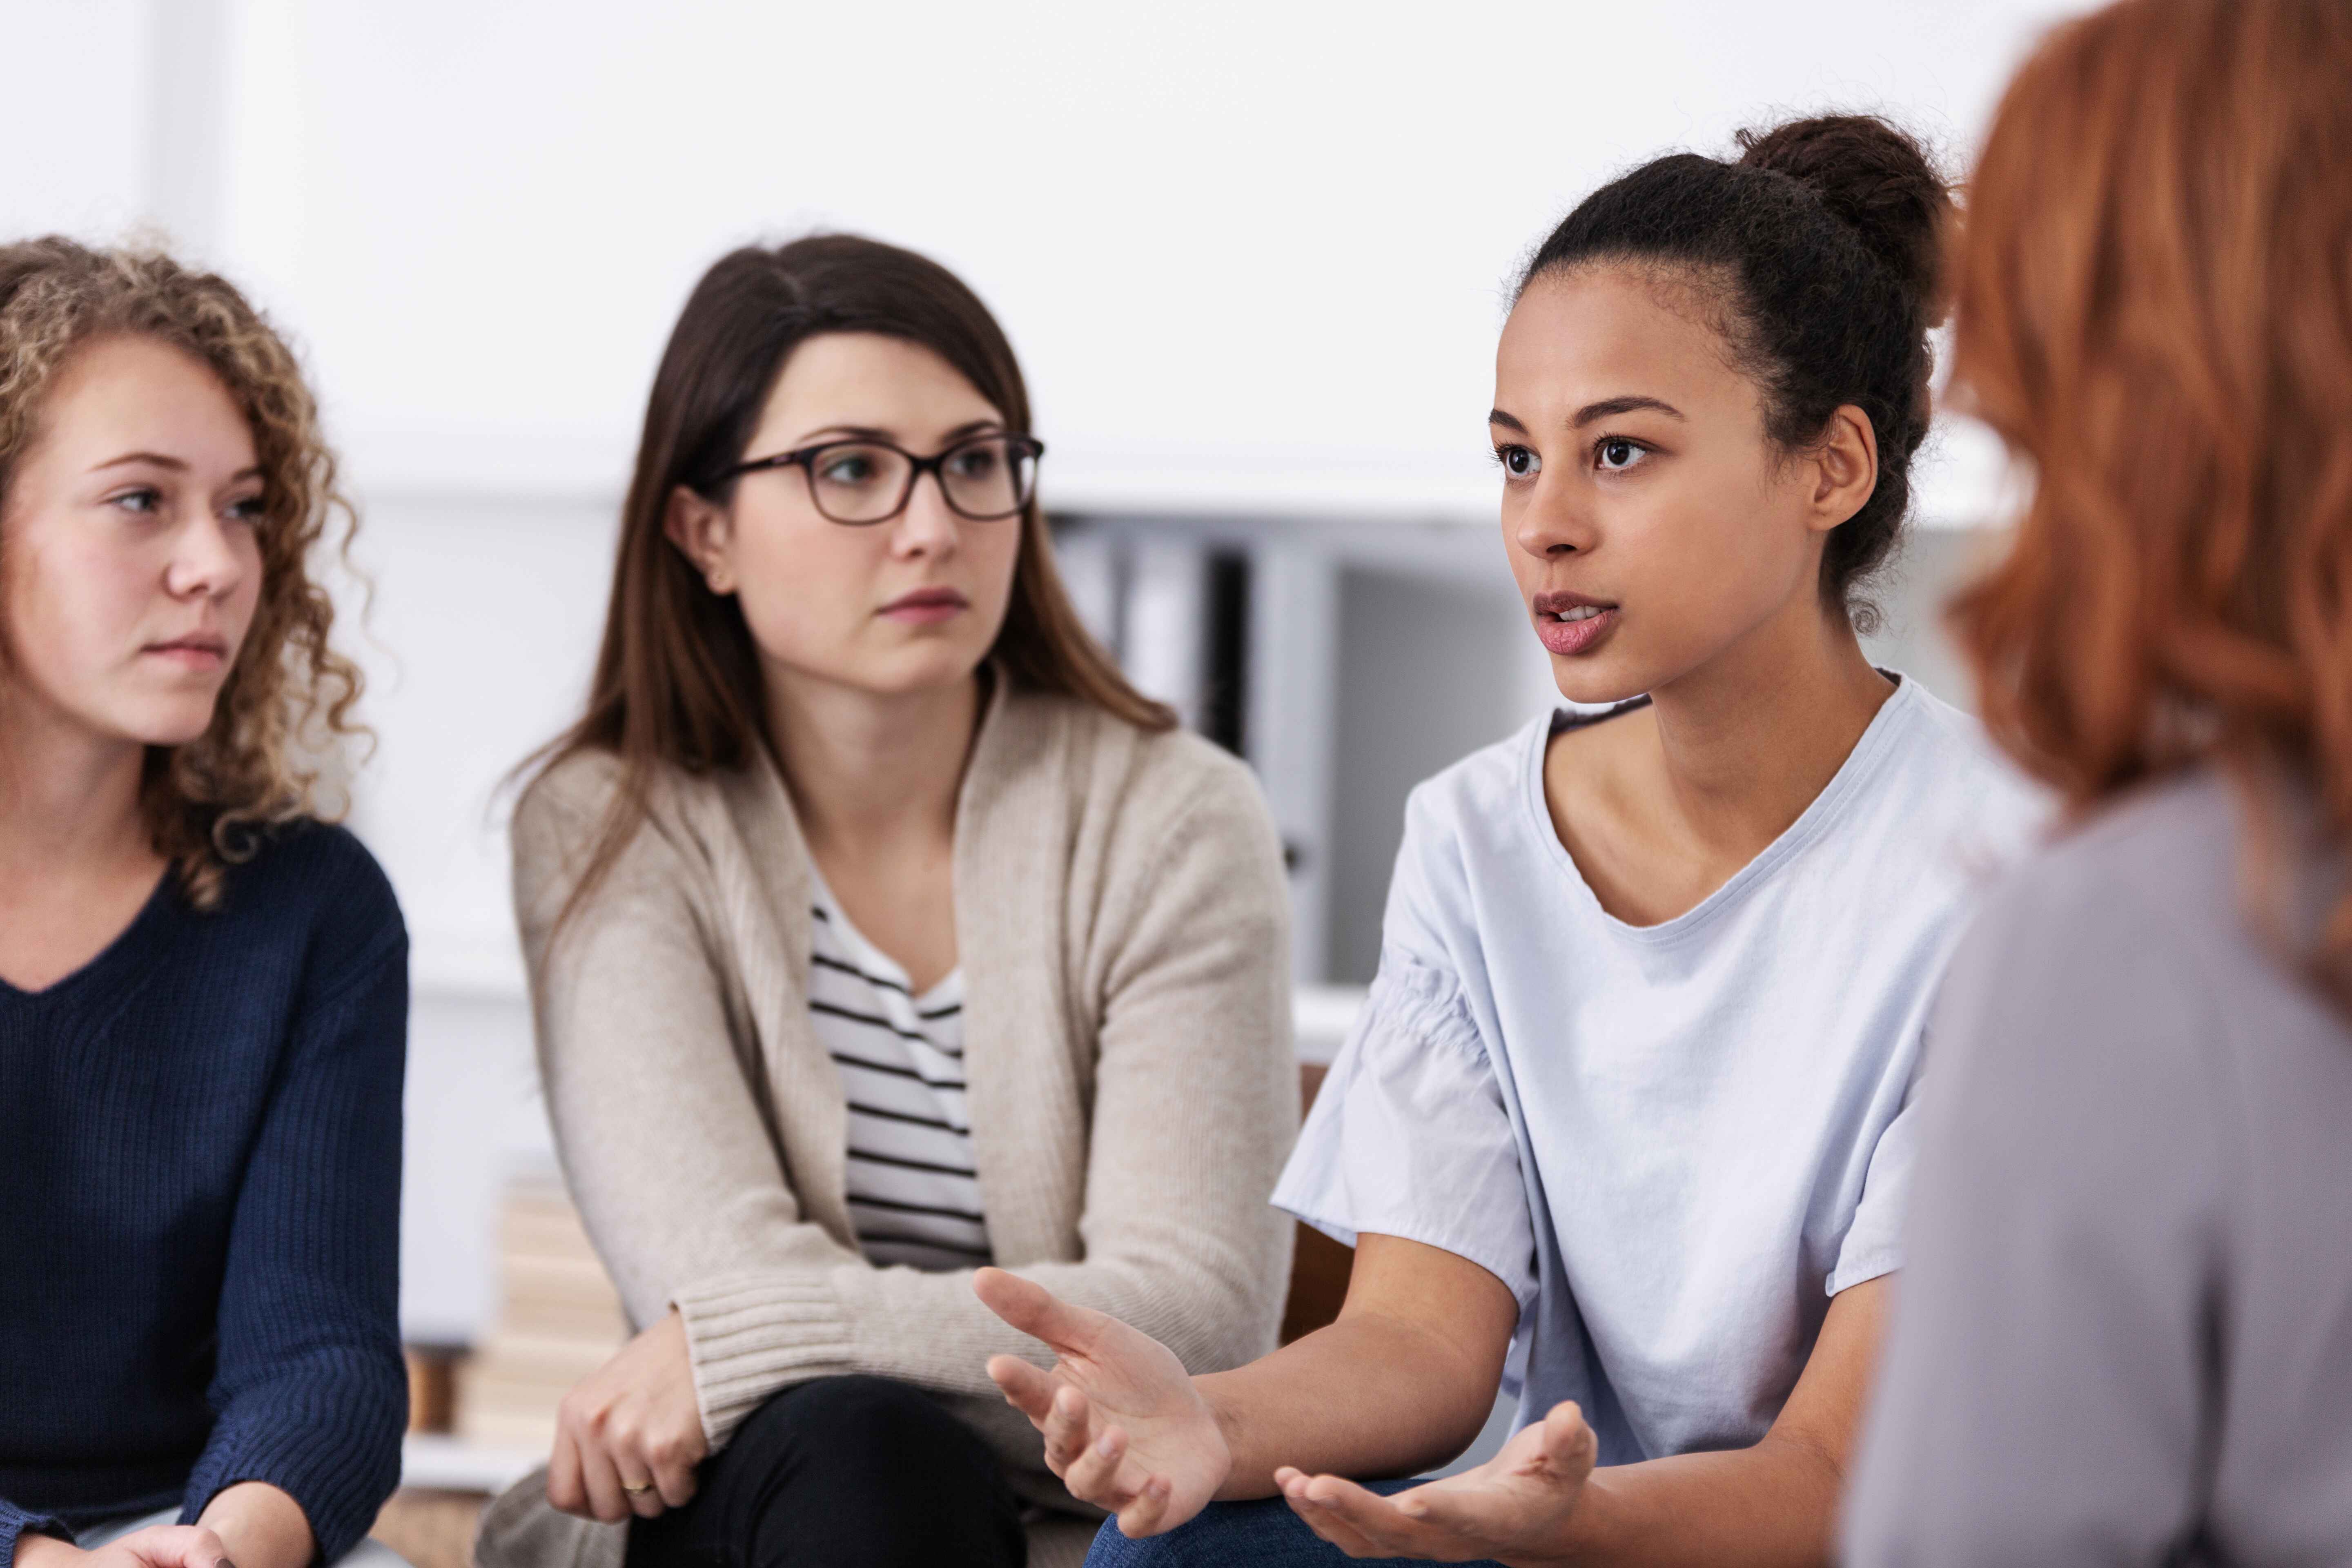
top-left (974, 1267), bottom-right (1232, 1536)
top-left (1274, 1401), bottom-right (1598, 1562)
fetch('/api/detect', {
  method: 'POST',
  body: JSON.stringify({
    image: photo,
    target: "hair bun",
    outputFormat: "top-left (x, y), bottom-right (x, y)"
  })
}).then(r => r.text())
top-left (1737, 115), bottom-right (1951, 321)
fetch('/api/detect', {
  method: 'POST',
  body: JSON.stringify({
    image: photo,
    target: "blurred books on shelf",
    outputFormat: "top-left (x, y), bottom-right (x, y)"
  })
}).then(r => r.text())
top-left (453, 1174), bottom-right (629, 1451)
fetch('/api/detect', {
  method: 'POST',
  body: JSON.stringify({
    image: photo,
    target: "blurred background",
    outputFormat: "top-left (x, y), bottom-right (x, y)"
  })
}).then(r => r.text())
top-left (8, 0), bottom-right (2078, 1507)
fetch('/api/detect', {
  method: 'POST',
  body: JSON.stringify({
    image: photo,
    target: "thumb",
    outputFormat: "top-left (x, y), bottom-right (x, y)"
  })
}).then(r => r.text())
top-left (1540, 1401), bottom-right (1598, 1479)
top-left (973, 1267), bottom-right (1107, 1353)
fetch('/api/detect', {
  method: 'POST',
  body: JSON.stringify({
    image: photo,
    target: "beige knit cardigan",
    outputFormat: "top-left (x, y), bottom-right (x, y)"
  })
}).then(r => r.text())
top-left (493, 683), bottom-right (1297, 1546)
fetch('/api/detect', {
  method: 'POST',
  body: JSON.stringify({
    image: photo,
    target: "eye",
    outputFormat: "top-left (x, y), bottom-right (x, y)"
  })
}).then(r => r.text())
top-left (224, 493), bottom-right (266, 525)
top-left (1495, 444), bottom-right (1541, 480)
top-left (947, 443), bottom-right (1001, 478)
top-left (109, 486), bottom-right (163, 515)
top-left (1595, 437), bottom-right (1647, 472)
top-left (819, 453), bottom-right (878, 484)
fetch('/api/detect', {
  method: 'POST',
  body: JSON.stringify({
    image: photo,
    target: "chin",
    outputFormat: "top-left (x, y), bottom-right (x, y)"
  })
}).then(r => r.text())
top-left (1544, 653), bottom-right (1650, 710)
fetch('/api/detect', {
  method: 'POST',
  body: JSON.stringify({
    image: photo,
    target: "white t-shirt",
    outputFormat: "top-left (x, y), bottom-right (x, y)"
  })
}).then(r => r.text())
top-left (1274, 676), bottom-right (2046, 1463)
top-left (807, 875), bottom-right (993, 1271)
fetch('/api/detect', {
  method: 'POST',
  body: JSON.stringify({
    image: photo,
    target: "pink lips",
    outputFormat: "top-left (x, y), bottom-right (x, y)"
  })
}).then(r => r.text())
top-left (1531, 591), bottom-right (1619, 657)
top-left (143, 634), bottom-right (231, 670)
top-left (879, 587), bottom-right (970, 625)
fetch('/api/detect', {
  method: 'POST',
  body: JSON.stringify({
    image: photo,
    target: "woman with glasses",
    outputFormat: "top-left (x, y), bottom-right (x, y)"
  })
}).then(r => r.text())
top-left (474, 234), bottom-right (1297, 1568)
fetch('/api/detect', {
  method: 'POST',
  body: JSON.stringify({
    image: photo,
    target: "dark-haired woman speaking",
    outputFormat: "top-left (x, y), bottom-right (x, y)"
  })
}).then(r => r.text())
top-left (472, 236), bottom-right (1296, 1568)
top-left (977, 116), bottom-right (2044, 1567)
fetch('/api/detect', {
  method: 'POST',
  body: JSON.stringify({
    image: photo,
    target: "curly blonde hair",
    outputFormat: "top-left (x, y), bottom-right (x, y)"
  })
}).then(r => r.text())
top-left (0, 238), bottom-right (364, 909)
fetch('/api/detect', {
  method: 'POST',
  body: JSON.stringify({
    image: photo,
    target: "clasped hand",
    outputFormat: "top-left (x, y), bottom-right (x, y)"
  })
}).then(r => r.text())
top-left (973, 1268), bottom-right (1598, 1562)
top-left (547, 1308), bottom-right (709, 1523)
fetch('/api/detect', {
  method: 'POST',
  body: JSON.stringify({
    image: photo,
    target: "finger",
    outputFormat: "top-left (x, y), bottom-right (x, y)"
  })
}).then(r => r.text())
top-left (1061, 1424), bottom-right (1140, 1510)
top-left (1116, 1473), bottom-right (1177, 1539)
top-left (573, 1427), bottom-right (633, 1525)
top-left (985, 1353), bottom-right (1061, 1425)
top-left (648, 1436), bottom-right (702, 1511)
top-left (1299, 1476), bottom-right (1427, 1556)
top-left (546, 1428), bottom-right (588, 1517)
top-left (1541, 1400), bottom-right (1599, 1477)
top-left (124, 1526), bottom-right (233, 1568)
top-left (1282, 1485), bottom-right (1388, 1558)
top-left (1041, 1384), bottom-right (1096, 1472)
top-left (971, 1267), bottom-right (1115, 1354)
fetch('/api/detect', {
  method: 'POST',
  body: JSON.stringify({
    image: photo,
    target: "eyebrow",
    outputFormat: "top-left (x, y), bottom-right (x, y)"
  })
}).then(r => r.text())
top-left (91, 452), bottom-right (264, 482)
top-left (795, 418), bottom-right (1005, 447)
top-left (1570, 395), bottom-right (1684, 426)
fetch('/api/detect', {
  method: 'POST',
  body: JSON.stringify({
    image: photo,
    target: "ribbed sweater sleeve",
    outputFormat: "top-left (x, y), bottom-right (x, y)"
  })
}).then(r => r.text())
top-left (0, 1501), bottom-right (69, 1568)
top-left (180, 903), bottom-right (410, 1561)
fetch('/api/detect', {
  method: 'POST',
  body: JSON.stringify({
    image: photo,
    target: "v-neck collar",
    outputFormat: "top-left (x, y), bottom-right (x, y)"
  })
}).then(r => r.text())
top-left (0, 867), bottom-right (178, 1006)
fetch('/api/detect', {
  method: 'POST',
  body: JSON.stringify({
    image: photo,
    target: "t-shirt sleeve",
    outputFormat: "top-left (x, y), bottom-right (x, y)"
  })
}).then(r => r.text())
top-left (1827, 1070), bottom-right (1921, 1294)
top-left (1272, 956), bottom-right (1538, 1309)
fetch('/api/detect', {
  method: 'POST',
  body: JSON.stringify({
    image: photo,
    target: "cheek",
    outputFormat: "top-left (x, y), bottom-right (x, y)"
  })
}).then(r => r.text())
top-left (4, 527), bottom-right (141, 675)
top-left (728, 512), bottom-right (875, 657)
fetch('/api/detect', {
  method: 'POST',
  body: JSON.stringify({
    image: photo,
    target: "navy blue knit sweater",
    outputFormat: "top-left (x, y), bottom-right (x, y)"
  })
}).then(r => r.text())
top-left (0, 823), bottom-right (408, 1567)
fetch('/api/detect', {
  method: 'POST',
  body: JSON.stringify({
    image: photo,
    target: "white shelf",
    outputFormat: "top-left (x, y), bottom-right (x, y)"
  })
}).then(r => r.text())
top-left (400, 1433), bottom-right (540, 1494)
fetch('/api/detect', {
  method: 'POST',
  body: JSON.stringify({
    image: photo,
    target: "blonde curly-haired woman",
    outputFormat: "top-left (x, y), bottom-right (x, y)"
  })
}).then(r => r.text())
top-left (0, 241), bottom-right (407, 1568)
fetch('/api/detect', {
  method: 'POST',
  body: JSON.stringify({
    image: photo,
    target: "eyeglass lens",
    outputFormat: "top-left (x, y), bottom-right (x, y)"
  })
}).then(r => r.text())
top-left (807, 437), bottom-right (1036, 523)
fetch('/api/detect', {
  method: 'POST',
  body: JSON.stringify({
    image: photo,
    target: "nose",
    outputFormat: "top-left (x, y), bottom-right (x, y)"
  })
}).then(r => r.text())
top-left (887, 469), bottom-right (962, 559)
top-left (1510, 476), bottom-right (1596, 563)
top-left (164, 510), bottom-right (253, 602)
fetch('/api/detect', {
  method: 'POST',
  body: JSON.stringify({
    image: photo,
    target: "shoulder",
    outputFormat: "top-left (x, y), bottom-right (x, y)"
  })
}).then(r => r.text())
top-left (220, 820), bottom-right (407, 1000)
top-left (1966, 771), bottom-right (2238, 969)
top-left (1011, 687), bottom-right (1277, 846)
top-left (1401, 712), bottom-right (1550, 858)
top-left (1853, 679), bottom-right (2054, 875)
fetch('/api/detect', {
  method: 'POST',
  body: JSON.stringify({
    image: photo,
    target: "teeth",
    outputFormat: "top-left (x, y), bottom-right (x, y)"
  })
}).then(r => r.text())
top-left (1555, 606), bottom-right (1602, 623)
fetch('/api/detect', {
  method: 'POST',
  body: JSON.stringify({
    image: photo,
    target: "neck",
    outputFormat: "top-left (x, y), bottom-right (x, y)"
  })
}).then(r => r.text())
top-left (0, 686), bottom-right (155, 885)
top-left (1641, 595), bottom-right (1895, 857)
top-left (762, 665), bottom-right (984, 857)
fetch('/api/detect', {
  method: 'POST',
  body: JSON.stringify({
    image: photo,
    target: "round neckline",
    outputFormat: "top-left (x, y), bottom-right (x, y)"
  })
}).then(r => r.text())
top-left (1520, 674), bottom-right (1918, 947)
top-left (0, 866), bottom-right (179, 1003)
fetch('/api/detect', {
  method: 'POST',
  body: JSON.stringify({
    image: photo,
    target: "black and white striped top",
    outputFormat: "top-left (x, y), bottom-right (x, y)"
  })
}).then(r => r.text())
top-left (808, 876), bottom-right (992, 1272)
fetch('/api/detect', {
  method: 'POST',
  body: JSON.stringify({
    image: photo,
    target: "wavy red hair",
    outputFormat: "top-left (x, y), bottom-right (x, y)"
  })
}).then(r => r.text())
top-left (1949, 0), bottom-right (2352, 997)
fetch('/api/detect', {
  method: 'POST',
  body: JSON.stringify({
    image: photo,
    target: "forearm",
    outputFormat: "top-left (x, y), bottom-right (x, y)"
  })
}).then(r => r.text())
top-left (197, 1482), bottom-right (315, 1568)
top-left (1530, 1434), bottom-right (1843, 1568)
top-left (1200, 1313), bottom-right (1501, 1499)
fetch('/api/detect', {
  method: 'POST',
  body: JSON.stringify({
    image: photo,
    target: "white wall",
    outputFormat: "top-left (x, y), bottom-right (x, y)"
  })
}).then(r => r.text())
top-left (7, 0), bottom-right (2084, 1341)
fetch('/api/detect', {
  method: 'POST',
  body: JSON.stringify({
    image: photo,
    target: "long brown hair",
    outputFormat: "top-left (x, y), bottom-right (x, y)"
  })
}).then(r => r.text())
top-left (1947, 0), bottom-right (2352, 998)
top-left (530, 233), bottom-right (1170, 920)
top-left (0, 238), bottom-right (364, 909)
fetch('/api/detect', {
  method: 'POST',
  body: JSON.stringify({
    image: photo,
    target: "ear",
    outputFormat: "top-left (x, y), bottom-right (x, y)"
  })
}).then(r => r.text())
top-left (664, 484), bottom-right (737, 595)
top-left (1808, 405), bottom-right (1880, 535)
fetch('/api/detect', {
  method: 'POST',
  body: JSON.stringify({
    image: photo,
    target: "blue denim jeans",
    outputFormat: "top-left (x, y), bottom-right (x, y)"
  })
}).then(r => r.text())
top-left (1082, 1481), bottom-right (1507, 1567)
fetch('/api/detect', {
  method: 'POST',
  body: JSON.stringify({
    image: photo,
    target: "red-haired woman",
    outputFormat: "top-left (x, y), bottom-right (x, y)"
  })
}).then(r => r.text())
top-left (0, 242), bottom-right (406, 1568)
top-left (473, 236), bottom-right (1296, 1568)
top-left (1845, 2), bottom-right (2352, 1561)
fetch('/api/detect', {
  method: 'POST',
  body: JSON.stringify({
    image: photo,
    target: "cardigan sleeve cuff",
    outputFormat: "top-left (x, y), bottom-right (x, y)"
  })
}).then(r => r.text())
top-left (0, 1502), bottom-right (71, 1568)
top-left (673, 1274), bottom-right (859, 1449)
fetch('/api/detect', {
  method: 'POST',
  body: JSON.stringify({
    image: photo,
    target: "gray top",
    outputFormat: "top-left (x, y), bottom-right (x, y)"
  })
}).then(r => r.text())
top-left (1845, 769), bottom-right (2352, 1567)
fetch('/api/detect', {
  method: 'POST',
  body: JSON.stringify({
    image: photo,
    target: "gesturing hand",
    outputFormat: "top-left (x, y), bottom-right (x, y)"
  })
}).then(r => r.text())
top-left (974, 1267), bottom-right (1231, 1537)
top-left (1274, 1400), bottom-right (1598, 1564)
top-left (548, 1307), bottom-right (709, 1522)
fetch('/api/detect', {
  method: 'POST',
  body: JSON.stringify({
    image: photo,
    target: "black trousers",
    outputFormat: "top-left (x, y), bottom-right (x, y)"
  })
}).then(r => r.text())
top-left (624, 1375), bottom-right (1027, 1568)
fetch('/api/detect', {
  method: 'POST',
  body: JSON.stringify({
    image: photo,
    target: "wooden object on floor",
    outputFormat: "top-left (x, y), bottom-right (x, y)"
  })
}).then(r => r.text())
top-left (405, 1345), bottom-right (466, 1434)
top-left (371, 1488), bottom-right (487, 1568)
top-left (1278, 1062), bottom-right (1354, 1343)
top-left (454, 1175), bottom-right (630, 1451)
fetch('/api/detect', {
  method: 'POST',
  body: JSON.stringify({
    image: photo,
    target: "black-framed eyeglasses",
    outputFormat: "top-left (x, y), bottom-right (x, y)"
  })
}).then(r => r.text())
top-left (712, 432), bottom-right (1045, 526)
